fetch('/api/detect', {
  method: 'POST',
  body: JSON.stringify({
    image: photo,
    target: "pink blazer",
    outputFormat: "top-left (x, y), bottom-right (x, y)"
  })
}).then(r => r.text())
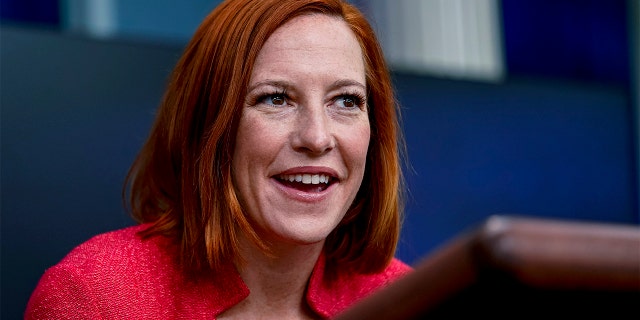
top-left (26, 224), bottom-right (411, 319)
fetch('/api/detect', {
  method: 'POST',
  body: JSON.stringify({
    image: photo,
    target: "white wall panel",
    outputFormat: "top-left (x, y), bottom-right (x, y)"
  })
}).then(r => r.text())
top-left (370, 0), bottom-right (504, 82)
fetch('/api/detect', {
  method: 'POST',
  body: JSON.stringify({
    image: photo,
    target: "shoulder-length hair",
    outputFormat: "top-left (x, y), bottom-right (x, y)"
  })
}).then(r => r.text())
top-left (125, 0), bottom-right (404, 276)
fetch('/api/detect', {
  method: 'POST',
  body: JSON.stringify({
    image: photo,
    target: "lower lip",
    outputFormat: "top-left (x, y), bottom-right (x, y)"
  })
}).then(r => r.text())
top-left (271, 178), bottom-right (335, 203)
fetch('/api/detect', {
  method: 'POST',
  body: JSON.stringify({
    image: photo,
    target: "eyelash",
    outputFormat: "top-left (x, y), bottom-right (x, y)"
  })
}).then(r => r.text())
top-left (255, 89), bottom-right (288, 106)
top-left (335, 92), bottom-right (366, 109)
top-left (252, 90), bottom-right (366, 109)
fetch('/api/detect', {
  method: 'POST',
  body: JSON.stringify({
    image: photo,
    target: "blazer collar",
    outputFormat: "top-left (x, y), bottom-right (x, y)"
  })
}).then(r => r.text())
top-left (196, 252), bottom-right (382, 319)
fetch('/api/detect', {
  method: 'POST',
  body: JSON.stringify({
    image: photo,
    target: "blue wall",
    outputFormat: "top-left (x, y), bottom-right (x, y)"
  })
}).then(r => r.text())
top-left (502, 0), bottom-right (630, 85)
top-left (0, 0), bottom-right (59, 26)
top-left (1, 0), bottom-right (637, 318)
top-left (395, 74), bottom-right (636, 261)
top-left (1, 27), bottom-right (179, 319)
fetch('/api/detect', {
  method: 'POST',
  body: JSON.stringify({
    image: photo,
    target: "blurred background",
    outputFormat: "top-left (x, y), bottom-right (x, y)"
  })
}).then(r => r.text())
top-left (2, 0), bottom-right (638, 318)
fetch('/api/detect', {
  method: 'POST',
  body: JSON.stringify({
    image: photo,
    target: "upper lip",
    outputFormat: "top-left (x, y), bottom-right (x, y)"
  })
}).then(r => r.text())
top-left (274, 166), bottom-right (340, 180)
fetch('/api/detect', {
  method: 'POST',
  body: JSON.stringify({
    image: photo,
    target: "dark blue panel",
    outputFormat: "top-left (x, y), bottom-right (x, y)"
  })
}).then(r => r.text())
top-left (2, 15), bottom-right (637, 318)
top-left (394, 74), bottom-right (636, 263)
top-left (502, 0), bottom-right (630, 85)
top-left (1, 26), bottom-right (179, 320)
top-left (0, 0), bottom-right (59, 26)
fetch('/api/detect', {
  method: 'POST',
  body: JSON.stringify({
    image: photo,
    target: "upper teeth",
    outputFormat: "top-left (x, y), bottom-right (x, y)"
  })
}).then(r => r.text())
top-left (280, 174), bottom-right (331, 185)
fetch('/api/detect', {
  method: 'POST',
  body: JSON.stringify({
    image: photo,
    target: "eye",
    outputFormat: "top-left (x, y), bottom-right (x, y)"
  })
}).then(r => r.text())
top-left (260, 93), bottom-right (287, 106)
top-left (335, 94), bottom-right (364, 109)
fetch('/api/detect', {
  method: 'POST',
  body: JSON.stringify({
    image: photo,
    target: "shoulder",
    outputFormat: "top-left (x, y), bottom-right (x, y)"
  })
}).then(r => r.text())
top-left (307, 257), bottom-right (413, 317)
top-left (45, 224), bottom-right (174, 280)
top-left (349, 258), bottom-right (413, 297)
top-left (346, 258), bottom-right (412, 291)
top-left (374, 258), bottom-right (413, 281)
top-left (25, 224), bottom-right (178, 319)
top-left (56, 224), bottom-right (168, 269)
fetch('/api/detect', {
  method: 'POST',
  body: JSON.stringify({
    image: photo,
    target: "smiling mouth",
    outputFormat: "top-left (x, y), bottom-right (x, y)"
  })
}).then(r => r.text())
top-left (276, 173), bottom-right (335, 192)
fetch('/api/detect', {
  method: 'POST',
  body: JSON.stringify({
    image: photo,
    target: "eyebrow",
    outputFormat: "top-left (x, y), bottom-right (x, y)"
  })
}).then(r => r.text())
top-left (328, 79), bottom-right (366, 92)
top-left (247, 80), bottom-right (290, 93)
top-left (247, 79), bottom-right (366, 93)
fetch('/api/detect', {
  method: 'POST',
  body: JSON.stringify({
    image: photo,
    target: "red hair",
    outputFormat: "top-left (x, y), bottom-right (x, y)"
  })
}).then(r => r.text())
top-left (125, 0), bottom-right (404, 276)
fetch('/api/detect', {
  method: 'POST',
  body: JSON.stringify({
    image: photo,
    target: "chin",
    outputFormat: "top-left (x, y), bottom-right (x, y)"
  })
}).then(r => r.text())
top-left (271, 223), bottom-right (338, 246)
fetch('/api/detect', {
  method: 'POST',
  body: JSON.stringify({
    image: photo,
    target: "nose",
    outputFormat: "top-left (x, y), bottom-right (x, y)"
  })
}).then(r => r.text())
top-left (291, 106), bottom-right (334, 155)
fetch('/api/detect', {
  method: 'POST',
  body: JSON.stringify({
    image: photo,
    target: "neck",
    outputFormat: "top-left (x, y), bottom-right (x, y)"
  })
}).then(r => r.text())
top-left (224, 235), bottom-right (325, 319)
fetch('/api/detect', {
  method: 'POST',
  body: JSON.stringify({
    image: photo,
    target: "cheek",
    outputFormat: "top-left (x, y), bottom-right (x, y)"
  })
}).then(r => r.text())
top-left (233, 112), bottom-right (285, 172)
top-left (344, 122), bottom-right (371, 170)
top-left (236, 113), bottom-right (266, 155)
top-left (232, 113), bottom-right (274, 209)
top-left (233, 114), bottom-right (264, 182)
top-left (233, 117), bottom-right (252, 169)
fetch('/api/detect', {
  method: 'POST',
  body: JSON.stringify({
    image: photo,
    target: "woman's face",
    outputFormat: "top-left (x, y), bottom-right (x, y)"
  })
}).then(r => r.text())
top-left (232, 14), bottom-right (370, 245)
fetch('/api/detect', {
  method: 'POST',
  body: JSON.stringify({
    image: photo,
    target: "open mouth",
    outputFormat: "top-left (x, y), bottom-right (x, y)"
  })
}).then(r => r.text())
top-left (275, 173), bottom-right (335, 192)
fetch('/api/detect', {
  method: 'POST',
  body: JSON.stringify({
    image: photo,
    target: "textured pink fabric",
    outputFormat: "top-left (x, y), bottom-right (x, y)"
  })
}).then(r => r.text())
top-left (25, 224), bottom-right (412, 319)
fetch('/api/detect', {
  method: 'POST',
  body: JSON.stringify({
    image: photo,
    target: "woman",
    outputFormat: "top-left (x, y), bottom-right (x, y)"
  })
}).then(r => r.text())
top-left (26, 0), bottom-right (410, 318)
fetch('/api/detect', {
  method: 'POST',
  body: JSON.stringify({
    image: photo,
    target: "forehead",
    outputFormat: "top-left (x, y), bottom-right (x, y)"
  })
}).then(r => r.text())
top-left (251, 14), bottom-right (365, 83)
top-left (268, 14), bottom-right (360, 50)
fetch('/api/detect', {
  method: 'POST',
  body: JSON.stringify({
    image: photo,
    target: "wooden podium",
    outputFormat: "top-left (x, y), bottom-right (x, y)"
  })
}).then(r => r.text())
top-left (336, 216), bottom-right (640, 319)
